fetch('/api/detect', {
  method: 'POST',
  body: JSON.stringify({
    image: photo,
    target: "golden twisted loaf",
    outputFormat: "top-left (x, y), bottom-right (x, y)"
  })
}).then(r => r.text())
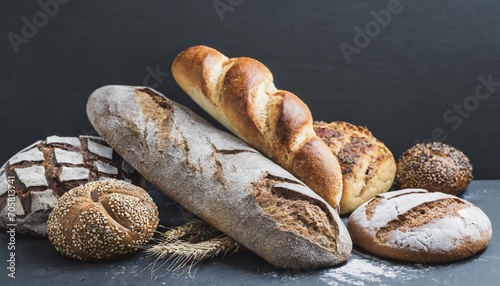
top-left (172, 45), bottom-right (343, 209)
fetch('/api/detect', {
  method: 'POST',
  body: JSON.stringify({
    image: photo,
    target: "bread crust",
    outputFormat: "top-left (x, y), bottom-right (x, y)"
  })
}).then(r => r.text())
top-left (314, 121), bottom-right (396, 214)
top-left (0, 135), bottom-right (143, 236)
top-left (347, 189), bottom-right (492, 263)
top-left (47, 179), bottom-right (158, 260)
top-left (396, 142), bottom-right (473, 195)
top-left (172, 46), bottom-right (343, 210)
top-left (86, 85), bottom-right (352, 269)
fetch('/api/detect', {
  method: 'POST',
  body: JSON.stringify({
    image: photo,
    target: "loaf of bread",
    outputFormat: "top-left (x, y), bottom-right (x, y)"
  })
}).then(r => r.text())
top-left (348, 188), bottom-right (492, 263)
top-left (396, 142), bottom-right (473, 195)
top-left (171, 45), bottom-right (343, 210)
top-left (313, 121), bottom-right (396, 214)
top-left (86, 85), bottom-right (352, 269)
top-left (47, 179), bottom-right (158, 260)
top-left (0, 135), bottom-right (143, 236)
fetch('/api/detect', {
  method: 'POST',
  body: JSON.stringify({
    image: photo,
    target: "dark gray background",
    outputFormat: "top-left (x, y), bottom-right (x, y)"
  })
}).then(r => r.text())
top-left (1, 0), bottom-right (499, 179)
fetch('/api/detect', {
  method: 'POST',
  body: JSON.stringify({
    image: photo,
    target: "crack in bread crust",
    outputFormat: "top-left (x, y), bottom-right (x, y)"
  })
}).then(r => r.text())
top-left (250, 173), bottom-right (339, 250)
top-left (375, 198), bottom-right (468, 243)
top-left (135, 88), bottom-right (174, 153)
top-left (365, 196), bottom-right (382, 220)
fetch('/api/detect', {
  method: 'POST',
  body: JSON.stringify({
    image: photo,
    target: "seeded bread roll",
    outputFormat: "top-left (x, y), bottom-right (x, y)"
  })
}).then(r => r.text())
top-left (86, 85), bottom-right (352, 269)
top-left (314, 121), bottom-right (396, 214)
top-left (47, 179), bottom-right (158, 260)
top-left (348, 189), bottom-right (492, 263)
top-left (0, 135), bottom-right (143, 236)
top-left (396, 142), bottom-right (473, 195)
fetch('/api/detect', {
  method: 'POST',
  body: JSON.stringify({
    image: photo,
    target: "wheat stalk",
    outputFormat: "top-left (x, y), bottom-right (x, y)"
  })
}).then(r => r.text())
top-left (145, 220), bottom-right (244, 277)
top-left (158, 219), bottom-right (223, 243)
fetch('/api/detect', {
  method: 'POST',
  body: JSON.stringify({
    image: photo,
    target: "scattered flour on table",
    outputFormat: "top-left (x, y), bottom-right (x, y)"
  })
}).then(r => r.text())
top-left (320, 256), bottom-right (429, 286)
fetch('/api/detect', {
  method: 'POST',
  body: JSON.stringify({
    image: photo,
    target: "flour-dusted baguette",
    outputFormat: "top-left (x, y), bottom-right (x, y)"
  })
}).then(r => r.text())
top-left (171, 46), bottom-right (343, 210)
top-left (86, 85), bottom-right (352, 269)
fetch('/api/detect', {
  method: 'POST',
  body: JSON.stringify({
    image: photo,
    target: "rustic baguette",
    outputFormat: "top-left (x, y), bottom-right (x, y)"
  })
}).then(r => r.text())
top-left (171, 45), bottom-right (343, 210)
top-left (86, 85), bottom-right (352, 269)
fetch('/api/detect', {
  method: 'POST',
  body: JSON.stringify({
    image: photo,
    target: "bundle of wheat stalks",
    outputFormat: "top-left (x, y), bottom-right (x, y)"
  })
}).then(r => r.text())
top-left (145, 220), bottom-right (243, 275)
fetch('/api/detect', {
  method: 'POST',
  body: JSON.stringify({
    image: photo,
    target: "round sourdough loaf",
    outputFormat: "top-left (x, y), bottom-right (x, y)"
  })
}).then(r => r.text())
top-left (348, 189), bottom-right (492, 263)
top-left (47, 179), bottom-right (158, 260)
top-left (0, 135), bottom-right (143, 236)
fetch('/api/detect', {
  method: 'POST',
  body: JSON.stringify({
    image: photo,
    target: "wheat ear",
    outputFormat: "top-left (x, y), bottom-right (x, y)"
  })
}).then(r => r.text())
top-left (145, 220), bottom-right (243, 276)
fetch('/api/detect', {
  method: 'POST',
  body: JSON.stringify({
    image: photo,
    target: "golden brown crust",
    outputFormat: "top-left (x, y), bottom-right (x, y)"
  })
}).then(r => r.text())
top-left (275, 92), bottom-right (312, 148)
top-left (172, 45), bottom-right (343, 209)
top-left (287, 138), bottom-right (343, 208)
top-left (219, 57), bottom-right (271, 149)
top-left (47, 179), bottom-right (158, 260)
top-left (313, 121), bottom-right (396, 214)
top-left (395, 142), bottom-right (473, 195)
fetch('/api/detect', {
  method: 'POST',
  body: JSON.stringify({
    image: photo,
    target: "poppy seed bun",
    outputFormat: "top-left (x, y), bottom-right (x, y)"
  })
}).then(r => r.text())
top-left (47, 179), bottom-right (158, 260)
top-left (396, 142), bottom-right (473, 195)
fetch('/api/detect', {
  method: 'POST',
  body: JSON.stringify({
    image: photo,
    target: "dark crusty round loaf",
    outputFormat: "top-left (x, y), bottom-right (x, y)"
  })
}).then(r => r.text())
top-left (0, 135), bottom-right (143, 236)
top-left (348, 188), bottom-right (492, 263)
top-left (47, 179), bottom-right (158, 260)
top-left (396, 142), bottom-right (473, 195)
top-left (314, 121), bottom-right (396, 214)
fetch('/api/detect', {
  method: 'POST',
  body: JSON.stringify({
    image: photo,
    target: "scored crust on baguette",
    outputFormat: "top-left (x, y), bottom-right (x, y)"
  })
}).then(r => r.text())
top-left (313, 121), bottom-right (396, 214)
top-left (171, 45), bottom-right (343, 210)
top-left (86, 85), bottom-right (352, 269)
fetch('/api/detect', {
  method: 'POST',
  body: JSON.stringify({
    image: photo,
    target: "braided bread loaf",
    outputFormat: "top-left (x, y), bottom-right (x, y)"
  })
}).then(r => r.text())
top-left (172, 45), bottom-right (343, 209)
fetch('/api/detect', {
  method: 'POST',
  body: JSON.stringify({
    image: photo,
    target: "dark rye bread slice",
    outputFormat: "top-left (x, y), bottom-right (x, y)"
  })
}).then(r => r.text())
top-left (0, 135), bottom-right (143, 236)
top-left (348, 189), bottom-right (492, 263)
top-left (86, 85), bottom-right (352, 269)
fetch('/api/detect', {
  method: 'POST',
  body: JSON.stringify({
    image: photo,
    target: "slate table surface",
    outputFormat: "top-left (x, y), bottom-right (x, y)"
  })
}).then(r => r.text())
top-left (0, 180), bottom-right (498, 286)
